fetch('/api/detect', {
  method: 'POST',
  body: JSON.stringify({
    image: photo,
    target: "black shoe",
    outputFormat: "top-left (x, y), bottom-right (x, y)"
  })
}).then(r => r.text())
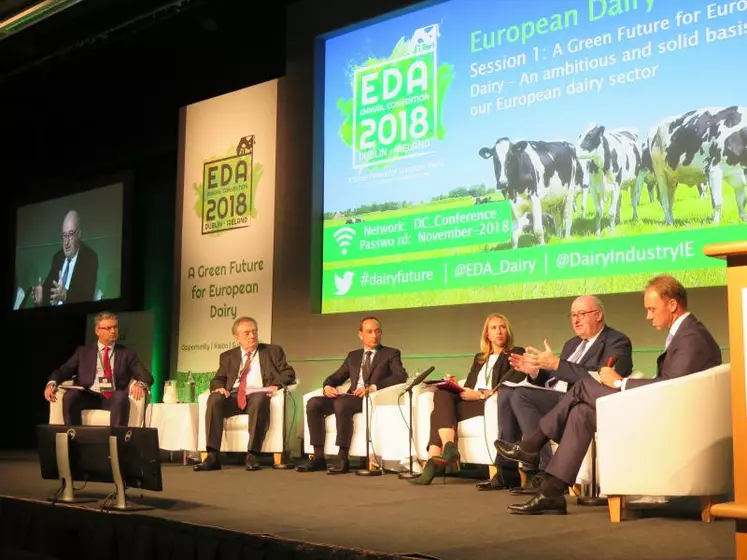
top-left (296, 457), bottom-right (327, 472)
top-left (511, 472), bottom-right (545, 495)
top-left (508, 492), bottom-right (567, 515)
top-left (327, 459), bottom-right (350, 474)
top-left (193, 452), bottom-right (221, 472)
top-left (476, 472), bottom-right (516, 491)
top-left (494, 439), bottom-right (540, 470)
top-left (245, 452), bottom-right (261, 471)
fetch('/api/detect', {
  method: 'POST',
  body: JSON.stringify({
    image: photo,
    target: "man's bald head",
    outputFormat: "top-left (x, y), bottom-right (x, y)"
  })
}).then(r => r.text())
top-left (62, 210), bottom-right (80, 232)
top-left (569, 295), bottom-right (605, 339)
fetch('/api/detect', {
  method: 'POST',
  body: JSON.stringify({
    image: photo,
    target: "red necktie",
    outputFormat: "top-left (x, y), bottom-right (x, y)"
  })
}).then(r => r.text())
top-left (102, 346), bottom-right (113, 399)
top-left (237, 354), bottom-right (251, 410)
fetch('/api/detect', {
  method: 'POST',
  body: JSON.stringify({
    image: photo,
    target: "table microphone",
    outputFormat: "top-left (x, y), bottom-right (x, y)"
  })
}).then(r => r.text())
top-left (399, 366), bottom-right (435, 396)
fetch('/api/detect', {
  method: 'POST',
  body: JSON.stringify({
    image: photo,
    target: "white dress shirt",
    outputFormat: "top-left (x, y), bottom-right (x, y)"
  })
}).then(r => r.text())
top-left (55, 251), bottom-right (79, 306)
top-left (475, 354), bottom-right (499, 390)
top-left (231, 348), bottom-right (262, 393)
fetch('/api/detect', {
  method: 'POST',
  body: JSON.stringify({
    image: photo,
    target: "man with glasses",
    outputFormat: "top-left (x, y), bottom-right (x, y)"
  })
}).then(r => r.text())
top-left (477, 295), bottom-right (632, 493)
top-left (33, 209), bottom-right (98, 306)
top-left (44, 311), bottom-right (152, 426)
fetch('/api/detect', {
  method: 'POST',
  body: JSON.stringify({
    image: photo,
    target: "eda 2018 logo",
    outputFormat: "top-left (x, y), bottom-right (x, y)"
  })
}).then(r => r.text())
top-left (199, 135), bottom-right (261, 235)
top-left (337, 24), bottom-right (454, 169)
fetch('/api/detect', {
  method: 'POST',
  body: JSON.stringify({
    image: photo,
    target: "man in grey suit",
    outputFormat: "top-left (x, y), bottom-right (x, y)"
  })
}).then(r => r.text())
top-left (496, 275), bottom-right (722, 515)
top-left (194, 316), bottom-right (296, 472)
top-left (297, 316), bottom-right (408, 474)
top-left (478, 295), bottom-right (632, 492)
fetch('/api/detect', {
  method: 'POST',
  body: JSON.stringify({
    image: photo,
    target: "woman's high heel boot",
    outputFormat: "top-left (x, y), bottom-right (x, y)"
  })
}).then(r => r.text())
top-left (437, 441), bottom-right (461, 475)
top-left (409, 458), bottom-right (445, 485)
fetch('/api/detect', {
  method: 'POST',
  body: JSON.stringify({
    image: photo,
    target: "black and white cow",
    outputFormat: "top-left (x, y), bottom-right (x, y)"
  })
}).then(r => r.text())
top-left (479, 139), bottom-right (581, 247)
top-left (648, 106), bottom-right (747, 225)
top-left (576, 125), bottom-right (645, 235)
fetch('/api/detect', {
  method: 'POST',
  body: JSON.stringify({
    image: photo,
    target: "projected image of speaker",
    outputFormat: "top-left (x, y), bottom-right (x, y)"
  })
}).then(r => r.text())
top-left (37, 424), bottom-right (113, 504)
top-left (14, 176), bottom-right (131, 312)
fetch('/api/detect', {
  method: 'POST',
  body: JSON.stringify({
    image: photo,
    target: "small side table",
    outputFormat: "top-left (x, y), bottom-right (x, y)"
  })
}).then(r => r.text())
top-left (146, 402), bottom-right (199, 465)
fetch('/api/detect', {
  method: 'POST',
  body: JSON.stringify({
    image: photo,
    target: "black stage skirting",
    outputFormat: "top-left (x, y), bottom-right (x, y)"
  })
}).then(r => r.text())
top-left (0, 452), bottom-right (735, 560)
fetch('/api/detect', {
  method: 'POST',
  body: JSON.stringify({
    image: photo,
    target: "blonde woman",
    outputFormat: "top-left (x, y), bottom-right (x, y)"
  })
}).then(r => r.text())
top-left (411, 313), bottom-right (524, 485)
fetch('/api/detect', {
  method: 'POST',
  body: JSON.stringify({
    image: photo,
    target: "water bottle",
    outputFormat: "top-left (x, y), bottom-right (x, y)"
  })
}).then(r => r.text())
top-left (187, 371), bottom-right (195, 403)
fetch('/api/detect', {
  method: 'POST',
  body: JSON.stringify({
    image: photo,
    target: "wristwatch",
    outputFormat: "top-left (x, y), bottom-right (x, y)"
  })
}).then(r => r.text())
top-left (613, 379), bottom-right (623, 389)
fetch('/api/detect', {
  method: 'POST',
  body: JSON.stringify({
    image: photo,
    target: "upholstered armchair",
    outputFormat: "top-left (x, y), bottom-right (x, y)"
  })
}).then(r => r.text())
top-left (597, 363), bottom-right (733, 522)
top-left (48, 379), bottom-right (149, 427)
top-left (302, 382), bottom-right (408, 464)
top-left (197, 382), bottom-right (300, 465)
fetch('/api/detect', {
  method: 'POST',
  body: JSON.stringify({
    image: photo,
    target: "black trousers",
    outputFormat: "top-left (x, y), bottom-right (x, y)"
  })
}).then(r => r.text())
top-left (305, 394), bottom-right (363, 449)
top-left (541, 377), bottom-right (618, 485)
top-left (62, 388), bottom-right (131, 427)
top-left (497, 386), bottom-right (564, 471)
top-left (205, 391), bottom-right (271, 453)
top-left (427, 389), bottom-right (483, 448)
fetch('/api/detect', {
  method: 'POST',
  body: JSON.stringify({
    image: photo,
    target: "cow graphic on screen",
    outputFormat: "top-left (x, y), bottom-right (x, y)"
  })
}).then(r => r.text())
top-left (576, 125), bottom-right (646, 235)
top-left (478, 139), bottom-right (582, 248)
top-left (407, 24), bottom-right (439, 55)
top-left (647, 106), bottom-right (747, 226)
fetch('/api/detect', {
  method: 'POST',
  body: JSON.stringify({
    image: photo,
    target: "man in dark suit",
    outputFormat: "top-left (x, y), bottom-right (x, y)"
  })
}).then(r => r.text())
top-left (44, 311), bottom-right (152, 426)
top-left (34, 210), bottom-right (99, 306)
top-left (497, 275), bottom-right (722, 515)
top-left (297, 316), bottom-right (408, 474)
top-left (480, 295), bottom-right (632, 492)
top-left (194, 316), bottom-right (295, 472)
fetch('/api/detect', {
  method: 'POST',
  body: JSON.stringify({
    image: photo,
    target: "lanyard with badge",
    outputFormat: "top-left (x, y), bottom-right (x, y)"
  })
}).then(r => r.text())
top-left (97, 347), bottom-right (114, 392)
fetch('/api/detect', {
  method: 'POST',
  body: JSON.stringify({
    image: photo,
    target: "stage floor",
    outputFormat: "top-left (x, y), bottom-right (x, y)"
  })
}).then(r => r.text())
top-left (0, 452), bottom-right (735, 560)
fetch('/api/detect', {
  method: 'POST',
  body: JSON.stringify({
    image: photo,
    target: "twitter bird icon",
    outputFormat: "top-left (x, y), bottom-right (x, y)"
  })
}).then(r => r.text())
top-left (333, 271), bottom-right (354, 296)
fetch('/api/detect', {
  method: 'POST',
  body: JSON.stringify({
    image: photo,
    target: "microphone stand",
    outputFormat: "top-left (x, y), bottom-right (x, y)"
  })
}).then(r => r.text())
top-left (272, 384), bottom-right (294, 470)
top-left (355, 380), bottom-right (382, 477)
top-left (577, 437), bottom-right (606, 506)
top-left (398, 382), bottom-right (419, 479)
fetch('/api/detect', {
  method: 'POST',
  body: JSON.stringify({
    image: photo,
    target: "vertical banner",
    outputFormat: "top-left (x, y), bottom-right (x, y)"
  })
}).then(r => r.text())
top-left (177, 80), bottom-right (278, 374)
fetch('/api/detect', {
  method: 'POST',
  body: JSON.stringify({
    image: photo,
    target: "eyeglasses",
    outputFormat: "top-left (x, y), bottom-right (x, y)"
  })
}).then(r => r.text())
top-left (62, 229), bottom-right (79, 241)
top-left (97, 325), bottom-right (118, 331)
top-left (568, 310), bottom-right (599, 320)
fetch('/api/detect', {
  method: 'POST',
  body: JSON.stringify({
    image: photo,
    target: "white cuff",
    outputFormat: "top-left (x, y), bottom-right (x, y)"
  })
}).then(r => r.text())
top-left (619, 378), bottom-right (629, 391)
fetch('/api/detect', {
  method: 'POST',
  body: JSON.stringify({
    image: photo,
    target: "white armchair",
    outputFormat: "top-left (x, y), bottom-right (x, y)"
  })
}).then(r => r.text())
top-left (597, 363), bottom-right (733, 522)
top-left (48, 380), bottom-right (148, 427)
top-left (415, 380), bottom-right (499, 465)
top-left (302, 382), bottom-right (409, 462)
top-left (197, 382), bottom-right (299, 464)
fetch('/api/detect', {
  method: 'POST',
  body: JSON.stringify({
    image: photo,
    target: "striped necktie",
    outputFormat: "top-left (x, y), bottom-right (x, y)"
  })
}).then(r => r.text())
top-left (568, 339), bottom-right (589, 363)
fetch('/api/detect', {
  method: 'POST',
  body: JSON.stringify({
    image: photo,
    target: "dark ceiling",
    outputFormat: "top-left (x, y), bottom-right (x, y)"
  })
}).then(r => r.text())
top-left (1, 0), bottom-right (296, 186)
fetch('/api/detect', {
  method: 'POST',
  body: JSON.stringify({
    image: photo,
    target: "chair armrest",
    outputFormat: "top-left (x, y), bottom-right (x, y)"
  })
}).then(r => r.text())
top-left (302, 387), bottom-right (325, 406)
top-left (48, 380), bottom-right (74, 425)
top-left (285, 381), bottom-right (300, 393)
top-left (598, 364), bottom-right (732, 496)
top-left (483, 390), bottom-right (499, 419)
top-left (369, 383), bottom-right (407, 406)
